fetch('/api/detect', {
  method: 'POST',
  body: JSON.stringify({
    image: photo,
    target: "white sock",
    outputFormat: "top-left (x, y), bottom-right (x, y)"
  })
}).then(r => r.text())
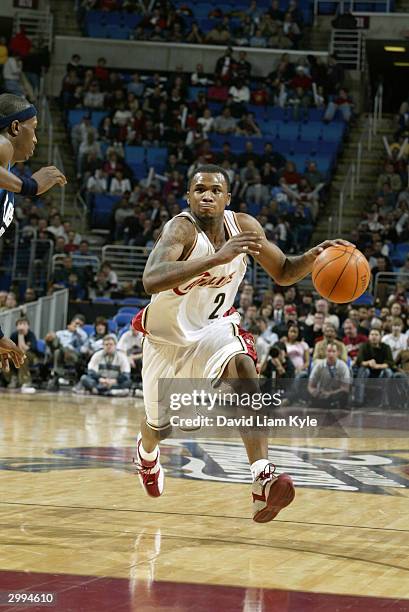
top-left (137, 434), bottom-right (158, 461)
top-left (251, 459), bottom-right (270, 481)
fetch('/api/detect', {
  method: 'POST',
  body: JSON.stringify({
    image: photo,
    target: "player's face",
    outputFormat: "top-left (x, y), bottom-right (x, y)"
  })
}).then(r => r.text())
top-left (187, 173), bottom-right (231, 220)
top-left (13, 116), bottom-right (38, 162)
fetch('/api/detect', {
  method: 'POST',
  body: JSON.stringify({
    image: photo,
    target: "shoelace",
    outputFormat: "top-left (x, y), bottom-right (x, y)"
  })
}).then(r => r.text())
top-left (257, 463), bottom-right (276, 482)
top-left (133, 457), bottom-right (157, 485)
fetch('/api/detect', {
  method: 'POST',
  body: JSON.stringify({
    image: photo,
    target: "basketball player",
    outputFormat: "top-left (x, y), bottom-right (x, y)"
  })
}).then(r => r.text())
top-left (0, 93), bottom-right (66, 370)
top-left (132, 164), bottom-right (351, 522)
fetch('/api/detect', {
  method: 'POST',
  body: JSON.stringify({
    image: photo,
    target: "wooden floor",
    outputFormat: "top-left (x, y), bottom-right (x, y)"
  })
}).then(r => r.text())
top-left (0, 392), bottom-right (408, 611)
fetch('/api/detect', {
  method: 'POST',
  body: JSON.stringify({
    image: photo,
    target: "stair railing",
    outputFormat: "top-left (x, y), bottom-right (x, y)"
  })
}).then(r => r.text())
top-left (373, 84), bottom-right (383, 136)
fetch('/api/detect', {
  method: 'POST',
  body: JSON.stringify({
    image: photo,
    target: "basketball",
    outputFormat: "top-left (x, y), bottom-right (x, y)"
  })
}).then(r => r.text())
top-left (312, 245), bottom-right (371, 303)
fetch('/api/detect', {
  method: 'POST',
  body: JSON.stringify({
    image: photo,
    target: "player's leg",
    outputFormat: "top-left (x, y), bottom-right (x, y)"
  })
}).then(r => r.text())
top-left (134, 340), bottom-right (174, 497)
top-left (222, 352), bottom-right (295, 523)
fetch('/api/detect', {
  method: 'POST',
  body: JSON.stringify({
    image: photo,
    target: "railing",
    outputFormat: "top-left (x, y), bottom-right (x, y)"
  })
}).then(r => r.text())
top-left (53, 144), bottom-right (66, 215)
top-left (373, 272), bottom-right (409, 301)
top-left (52, 253), bottom-right (100, 273)
top-left (373, 83), bottom-right (384, 136)
top-left (0, 289), bottom-right (68, 339)
top-left (101, 245), bottom-right (151, 284)
top-left (330, 29), bottom-right (366, 71)
top-left (39, 95), bottom-right (66, 215)
top-left (40, 95), bottom-right (53, 165)
top-left (13, 8), bottom-right (54, 50)
top-left (314, 0), bottom-right (391, 16)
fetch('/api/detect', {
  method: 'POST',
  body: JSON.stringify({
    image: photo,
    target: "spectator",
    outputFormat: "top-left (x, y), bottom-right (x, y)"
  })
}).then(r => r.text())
top-left (81, 316), bottom-right (110, 359)
top-left (354, 329), bottom-right (395, 407)
top-left (284, 323), bottom-right (310, 374)
top-left (324, 87), bottom-right (353, 123)
top-left (213, 107), bottom-right (237, 134)
top-left (260, 341), bottom-right (295, 382)
top-left (2, 317), bottom-right (38, 393)
top-left (45, 318), bottom-right (86, 390)
top-left (117, 325), bottom-right (143, 381)
top-left (3, 54), bottom-right (24, 96)
top-left (313, 322), bottom-right (348, 362)
top-left (75, 334), bottom-right (131, 396)
top-left (9, 27), bottom-right (32, 59)
top-left (342, 319), bottom-right (367, 365)
top-left (382, 318), bottom-right (407, 360)
top-left (308, 343), bottom-right (350, 408)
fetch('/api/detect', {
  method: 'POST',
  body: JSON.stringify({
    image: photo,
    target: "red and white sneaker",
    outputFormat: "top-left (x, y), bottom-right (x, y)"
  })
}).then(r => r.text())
top-left (252, 463), bottom-right (295, 523)
top-left (133, 436), bottom-right (164, 498)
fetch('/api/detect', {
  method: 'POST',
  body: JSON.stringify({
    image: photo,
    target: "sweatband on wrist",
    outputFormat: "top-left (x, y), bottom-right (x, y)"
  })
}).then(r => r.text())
top-left (20, 176), bottom-right (38, 197)
top-left (0, 105), bottom-right (37, 130)
top-left (0, 326), bottom-right (3, 339)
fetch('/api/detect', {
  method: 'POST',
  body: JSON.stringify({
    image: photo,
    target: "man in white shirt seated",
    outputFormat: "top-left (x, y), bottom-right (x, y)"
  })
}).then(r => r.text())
top-left (75, 334), bottom-right (131, 396)
top-left (117, 326), bottom-right (143, 381)
top-left (45, 316), bottom-right (87, 390)
top-left (308, 343), bottom-right (351, 408)
top-left (382, 318), bottom-right (407, 361)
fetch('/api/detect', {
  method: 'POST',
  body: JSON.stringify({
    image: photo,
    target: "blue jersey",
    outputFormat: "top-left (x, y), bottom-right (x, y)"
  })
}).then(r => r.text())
top-left (0, 189), bottom-right (14, 238)
top-left (0, 164), bottom-right (15, 238)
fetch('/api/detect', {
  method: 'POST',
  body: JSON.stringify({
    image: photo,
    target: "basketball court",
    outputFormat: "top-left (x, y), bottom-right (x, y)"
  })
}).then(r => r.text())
top-left (0, 392), bottom-right (408, 611)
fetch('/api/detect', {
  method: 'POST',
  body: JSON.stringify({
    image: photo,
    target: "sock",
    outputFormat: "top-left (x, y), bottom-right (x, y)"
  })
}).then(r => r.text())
top-left (251, 459), bottom-right (270, 481)
top-left (138, 434), bottom-right (158, 461)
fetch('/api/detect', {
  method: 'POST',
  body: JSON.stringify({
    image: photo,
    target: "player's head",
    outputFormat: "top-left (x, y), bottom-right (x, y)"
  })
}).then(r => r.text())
top-left (0, 94), bottom-right (37, 162)
top-left (187, 164), bottom-right (231, 220)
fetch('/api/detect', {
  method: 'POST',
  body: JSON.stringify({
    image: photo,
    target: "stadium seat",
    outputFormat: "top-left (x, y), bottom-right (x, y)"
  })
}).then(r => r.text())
top-left (300, 123), bottom-right (322, 142)
top-left (146, 147), bottom-right (168, 165)
top-left (119, 298), bottom-right (150, 307)
top-left (113, 313), bottom-right (134, 328)
top-left (353, 292), bottom-right (374, 306)
top-left (83, 324), bottom-right (94, 336)
top-left (129, 162), bottom-right (147, 180)
top-left (92, 298), bottom-right (115, 304)
top-left (36, 339), bottom-right (46, 355)
top-left (118, 307), bottom-right (139, 315)
top-left (277, 123), bottom-right (300, 140)
top-left (322, 123), bottom-right (345, 142)
top-left (124, 146), bottom-right (145, 163)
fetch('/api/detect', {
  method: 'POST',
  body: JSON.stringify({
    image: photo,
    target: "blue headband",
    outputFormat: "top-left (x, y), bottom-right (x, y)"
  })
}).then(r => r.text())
top-left (0, 105), bottom-right (37, 130)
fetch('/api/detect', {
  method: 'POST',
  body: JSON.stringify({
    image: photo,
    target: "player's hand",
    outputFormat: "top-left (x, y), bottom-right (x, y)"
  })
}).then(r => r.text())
top-left (213, 232), bottom-right (263, 264)
top-left (32, 166), bottom-right (67, 195)
top-left (307, 239), bottom-right (355, 259)
top-left (0, 337), bottom-right (26, 371)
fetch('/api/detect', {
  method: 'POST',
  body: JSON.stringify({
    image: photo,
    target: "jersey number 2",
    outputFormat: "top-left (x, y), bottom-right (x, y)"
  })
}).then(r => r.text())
top-left (209, 293), bottom-right (226, 319)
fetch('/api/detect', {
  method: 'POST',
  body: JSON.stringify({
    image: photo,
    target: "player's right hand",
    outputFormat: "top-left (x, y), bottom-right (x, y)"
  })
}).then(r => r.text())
top-left (32, 166), bottom-right (67, 195)
top-left (214, 231), bottom-right (262, 264)
top-left (0, 337), bottom-right (26, 371)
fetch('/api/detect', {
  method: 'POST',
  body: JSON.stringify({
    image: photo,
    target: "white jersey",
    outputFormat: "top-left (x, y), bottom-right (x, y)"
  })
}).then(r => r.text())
top-left (142, 210), bottom-right (247, 346)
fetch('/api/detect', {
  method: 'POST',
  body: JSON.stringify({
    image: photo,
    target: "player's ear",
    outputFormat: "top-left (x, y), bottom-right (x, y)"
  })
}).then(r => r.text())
top-left (226, 192), bottom-right (231, 207)
top-left (9, 120), bottom-right (20, 137)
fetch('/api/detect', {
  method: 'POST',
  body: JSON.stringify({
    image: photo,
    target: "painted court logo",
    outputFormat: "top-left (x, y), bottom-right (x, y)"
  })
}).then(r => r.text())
top-left (0, 441), bottom-right (408, 495)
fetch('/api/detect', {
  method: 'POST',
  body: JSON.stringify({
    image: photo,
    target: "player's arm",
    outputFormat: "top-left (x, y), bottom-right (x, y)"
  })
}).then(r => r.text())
top-left (143, 217), bottom-right (262, 294)
top-left (0, 142), bottom-right (66, 195)
top-left (236, 213), bottom-right (353, 286)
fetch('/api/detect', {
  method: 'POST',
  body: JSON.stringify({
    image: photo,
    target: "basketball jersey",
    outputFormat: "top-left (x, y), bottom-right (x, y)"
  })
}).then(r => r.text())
top-left (0, 164), bottom-right (15, 239)
top-left (143, 210), bottom-right (247, 346)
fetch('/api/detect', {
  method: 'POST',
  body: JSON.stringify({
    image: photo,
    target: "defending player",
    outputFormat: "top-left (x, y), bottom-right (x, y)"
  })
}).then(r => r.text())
top-left (0, 93), bottom-right (66, 370)
top-left (132, 164), bottom-right (351, 522)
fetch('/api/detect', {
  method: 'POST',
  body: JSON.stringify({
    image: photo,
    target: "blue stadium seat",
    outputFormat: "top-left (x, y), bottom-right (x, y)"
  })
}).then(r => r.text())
top-left (36, 339), bottom-right (46, 355)
top-left (92, 298), bottom-right (115, 304)
top-left (83, 324), bottom-right (94, 336)
top-left (265, 107), bottom-right (286, 121)
top-left (277, 123), bottom-right (300, 140)
top-left (293, 141), bottom-right (317, 155)
top-left (300, 123), bottom-right (322, 142)
top-left (119, 298), bottom-right (150, 306)
top-left (107, 319), bottom-right (118, 333)
top-left (322, 123), bottom-right (345, 142)
top-left (118, 307), bottom-right (139, 315)
top-left (129, 162), bottom-right (147, 180)
top-left (91, 111), bottom-right (109, 128)
top-left (68, 109), bottom-right (88, 128)
top-left (124, 146), bottom-right (145, 163)
top-left (353, 292), bottom-right (374, 306)
top-left (146, 147), bottom-right (168, 165)
top-left (113, 313), bottom-right (134, 328)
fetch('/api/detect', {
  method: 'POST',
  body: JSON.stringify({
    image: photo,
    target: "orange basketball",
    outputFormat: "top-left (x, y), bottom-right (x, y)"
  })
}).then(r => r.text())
top-left (312, 245), bottom-right (371, 304)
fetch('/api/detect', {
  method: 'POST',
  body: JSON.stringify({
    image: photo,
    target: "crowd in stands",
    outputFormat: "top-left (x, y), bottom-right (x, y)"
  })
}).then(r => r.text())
top-left (63, 50), bottom-right (349, 253)
top-left (0, 29), bottom-right (49, 100)
top-left (77, 0), bottom-right (310, 50)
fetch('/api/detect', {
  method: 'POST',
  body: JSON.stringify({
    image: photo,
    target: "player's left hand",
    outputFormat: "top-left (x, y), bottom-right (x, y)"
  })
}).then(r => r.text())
top-left (0, 337), bottom-right (26, 371)
top-left (307, 239), bottom-right (355, 259)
